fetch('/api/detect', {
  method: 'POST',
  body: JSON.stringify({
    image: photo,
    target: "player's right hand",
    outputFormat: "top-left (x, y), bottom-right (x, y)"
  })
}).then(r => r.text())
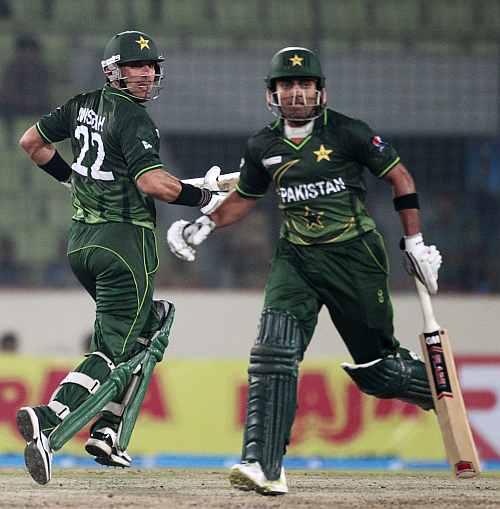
top-left (167, 216), bottom-right (216, 262)
top-left (401, 233), bottom-right (442, 294)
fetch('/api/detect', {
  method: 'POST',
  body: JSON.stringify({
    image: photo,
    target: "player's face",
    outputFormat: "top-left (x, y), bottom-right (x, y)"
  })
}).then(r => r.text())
top-left (274, 78), bottom-right (320, 121)
top-left (120, 61), bottom-right (156, 100)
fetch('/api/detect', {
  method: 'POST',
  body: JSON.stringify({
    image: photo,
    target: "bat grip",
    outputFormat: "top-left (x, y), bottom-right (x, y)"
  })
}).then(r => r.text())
top-left (414, 277), bottom-right (440, 333)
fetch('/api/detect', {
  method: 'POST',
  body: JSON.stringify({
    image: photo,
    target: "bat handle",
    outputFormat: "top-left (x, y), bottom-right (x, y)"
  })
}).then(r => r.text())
top-left (414, 277), bottom-right (440, 333)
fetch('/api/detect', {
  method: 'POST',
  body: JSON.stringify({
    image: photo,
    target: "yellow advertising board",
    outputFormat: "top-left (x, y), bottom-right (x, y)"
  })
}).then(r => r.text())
top-left (0, 354), bottom-right (444, 459)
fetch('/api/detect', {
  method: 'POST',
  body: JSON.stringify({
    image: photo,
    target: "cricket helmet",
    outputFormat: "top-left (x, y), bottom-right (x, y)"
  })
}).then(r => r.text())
top-left (101, 30), bottom-right (164, 101)
top-left (265, 47), bottom-right (325, 90)
top-left (266, 47), bottom-right (326, 121)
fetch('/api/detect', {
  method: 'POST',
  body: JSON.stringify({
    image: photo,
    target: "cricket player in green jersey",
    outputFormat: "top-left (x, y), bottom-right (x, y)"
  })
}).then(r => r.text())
top-left (16, 30), bottom-right (224, 485)
top-left (168, 47), bottom-right (442, 495)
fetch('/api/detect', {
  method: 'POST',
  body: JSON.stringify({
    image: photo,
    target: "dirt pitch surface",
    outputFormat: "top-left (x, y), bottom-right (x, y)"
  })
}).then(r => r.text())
top-left (1, 468), bottom-right (499, 508)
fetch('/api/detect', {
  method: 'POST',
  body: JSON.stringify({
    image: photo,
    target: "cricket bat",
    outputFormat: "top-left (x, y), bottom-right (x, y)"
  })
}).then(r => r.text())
top-left (415, 277), bottom-right (481, 478)
top-left (181, 171), bottom-right (240, 192)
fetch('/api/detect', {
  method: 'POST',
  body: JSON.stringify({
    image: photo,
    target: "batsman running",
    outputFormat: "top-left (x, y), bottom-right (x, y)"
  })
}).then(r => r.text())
top-left (167, 47), bottom-right (443, 495)
top-left (17, 30), bottom-right (225, 485)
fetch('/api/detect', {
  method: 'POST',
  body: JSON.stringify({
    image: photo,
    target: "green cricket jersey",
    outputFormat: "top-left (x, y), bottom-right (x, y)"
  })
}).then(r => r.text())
top-left (36, 85), bottom-right (163, 229)
top-left (236, 109), bottom-right (400, 245)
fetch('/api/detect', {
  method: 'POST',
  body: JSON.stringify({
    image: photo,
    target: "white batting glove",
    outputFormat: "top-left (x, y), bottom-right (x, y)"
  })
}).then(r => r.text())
top-left (167, 220), bottom-right (196, 261)
top-left (402, 233), bottom-right (442, 294)
top-left (200, 192), bottom-right (228, 214)
top-left (203, 165), bottom-right (223, 191)
top-left (166, 216), bottom-right (216, 262)
top-left (183, 215), bottom-right (216, 245)
top-left (199, 166), bottom-right (229, 213)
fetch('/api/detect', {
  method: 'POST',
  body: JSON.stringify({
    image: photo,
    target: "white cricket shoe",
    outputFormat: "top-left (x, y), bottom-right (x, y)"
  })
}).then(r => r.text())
top-left (85, 427), bottom-right (132, 468)
top-left (16, 406), bottom-right (53, 485)
top-left (229, 462), bottom-right (288, 495)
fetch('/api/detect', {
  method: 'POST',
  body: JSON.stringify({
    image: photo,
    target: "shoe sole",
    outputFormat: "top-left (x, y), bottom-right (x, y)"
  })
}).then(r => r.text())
top-left (24, 441), bottom-right (51, 485)
top-left (229, 469), bottom-right (285, 496)
top-left (229, 468), bottom-right (254, 491)
top-left (94, 454), bottom-right (130, 468)
top-left (16, 407), bottom-right (38, 442)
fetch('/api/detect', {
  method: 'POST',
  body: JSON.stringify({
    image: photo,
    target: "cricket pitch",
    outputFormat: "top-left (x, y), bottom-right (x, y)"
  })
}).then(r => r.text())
top-left (1, 468), bottom-right (499, 508)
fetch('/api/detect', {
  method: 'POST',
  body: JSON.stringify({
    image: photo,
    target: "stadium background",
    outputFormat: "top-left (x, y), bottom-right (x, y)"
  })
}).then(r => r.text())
top-left (0, 0), bottom-right (499, 471)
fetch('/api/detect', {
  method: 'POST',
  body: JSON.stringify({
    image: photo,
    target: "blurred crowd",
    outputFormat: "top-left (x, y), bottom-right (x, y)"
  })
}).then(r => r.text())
top-left (0, 3), bottom-right (498, 294)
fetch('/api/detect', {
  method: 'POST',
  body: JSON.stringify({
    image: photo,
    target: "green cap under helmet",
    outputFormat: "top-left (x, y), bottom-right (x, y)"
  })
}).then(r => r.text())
top-left (266, 46), bottom-right (325, 89)
top-left (101, 30), bottom-right (164, 101)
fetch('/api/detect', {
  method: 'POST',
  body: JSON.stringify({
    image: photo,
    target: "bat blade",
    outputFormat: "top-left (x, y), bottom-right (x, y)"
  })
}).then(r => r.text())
top-left (419, 328), bottom-right (481, 478)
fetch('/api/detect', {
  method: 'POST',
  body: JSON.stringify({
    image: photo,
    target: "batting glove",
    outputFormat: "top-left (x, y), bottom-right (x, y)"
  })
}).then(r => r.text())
top-left (401, 233), bottom-right (442, 294)
top-left (167, 216), bottom-right (216, 262)
top-left (203, 165), bottom-right (222, 191)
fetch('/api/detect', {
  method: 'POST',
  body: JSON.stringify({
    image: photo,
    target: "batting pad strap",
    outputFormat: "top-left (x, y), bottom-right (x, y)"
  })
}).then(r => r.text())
top-left (136, 336), bottom-right (150, 346)
top-left (95, 427), bottom-right (118, 443)
top-left (48, 400), bottom-right (70, 420)
top-left (85, 351), bottom-right (116, 370)
top-left (60, 372), bottom-right (101, 394)
top-left (102, 401), bottom-right (124, 417)
top-left (341, 358), bottom-right (382, 370)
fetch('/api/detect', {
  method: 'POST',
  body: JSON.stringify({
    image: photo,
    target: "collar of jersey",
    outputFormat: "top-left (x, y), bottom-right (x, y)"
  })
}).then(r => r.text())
top-left (269, 109), bottom-right (329, 150)
top-left (103, 84), bottom-right (146, 106)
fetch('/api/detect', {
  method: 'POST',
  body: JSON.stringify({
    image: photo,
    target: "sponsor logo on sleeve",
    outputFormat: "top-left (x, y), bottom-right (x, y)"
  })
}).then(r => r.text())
top-left (371, 136), bottom-right (389, 153)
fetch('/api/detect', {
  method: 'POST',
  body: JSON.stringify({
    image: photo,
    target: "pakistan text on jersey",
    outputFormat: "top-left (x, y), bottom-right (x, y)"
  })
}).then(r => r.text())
top-left (278, 178), bottom-right (347, 204)
top-left (77, 107), bottom-right (106, 132)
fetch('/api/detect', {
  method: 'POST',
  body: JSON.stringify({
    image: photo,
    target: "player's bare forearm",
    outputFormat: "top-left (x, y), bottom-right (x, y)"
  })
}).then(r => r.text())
top-left (19, 125), bottom-right (55, 165)
top-left (384, 162), bottom-right (421, 236)
top-left (136, 168), bottom-right (182, 202)
top-left (209, 191), bottom-right (256, 227)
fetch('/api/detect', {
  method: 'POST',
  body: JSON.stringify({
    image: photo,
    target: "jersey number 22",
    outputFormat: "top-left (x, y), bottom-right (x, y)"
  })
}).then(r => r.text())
top-left (72, 125), bottom-right (114, 181)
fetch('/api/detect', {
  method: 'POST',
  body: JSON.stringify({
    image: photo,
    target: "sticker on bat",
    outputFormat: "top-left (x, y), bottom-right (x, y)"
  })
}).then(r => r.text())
top-left (424, 332), bottom-right (453, 399)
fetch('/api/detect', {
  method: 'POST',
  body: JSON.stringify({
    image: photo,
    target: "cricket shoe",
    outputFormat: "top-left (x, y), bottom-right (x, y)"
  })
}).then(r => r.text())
top-left (85, 427), bottom-right (132, 468)
top-left (229, 462), bottom-right (288, 495)
top-left (16, 406), bottom-right (53, 485)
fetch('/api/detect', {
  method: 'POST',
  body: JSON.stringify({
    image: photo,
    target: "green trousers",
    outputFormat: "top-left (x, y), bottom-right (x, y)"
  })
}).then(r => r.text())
top-left (67, 221), bottom-right (160, 364)
top-left (264, 230), bottom-right (400, 364)
top-left (40, 221), bottom-right (161, 432)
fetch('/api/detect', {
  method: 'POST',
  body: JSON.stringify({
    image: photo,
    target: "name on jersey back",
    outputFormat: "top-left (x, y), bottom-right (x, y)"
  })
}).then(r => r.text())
top-left (77, 107), bottom-right (106, 132)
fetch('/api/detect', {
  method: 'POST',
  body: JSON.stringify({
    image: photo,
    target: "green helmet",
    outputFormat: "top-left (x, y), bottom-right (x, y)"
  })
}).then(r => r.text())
top-left (265, 46), bottom-right (325, 90)
top-left (101, 30), bottom-right (164, 101)
top-left (266, 47), bottom-right (326, 121)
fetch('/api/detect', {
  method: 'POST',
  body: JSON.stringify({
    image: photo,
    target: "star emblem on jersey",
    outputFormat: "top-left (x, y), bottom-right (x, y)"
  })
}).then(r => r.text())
top-left (289, 54), bottom-right (304, 67)
top-left (136, 36), bottom-right (150, 50)
top-left (142, 140), bottom-right (152, 149)
top-left (304, 206), bottom-right (324, 230)
top-left (313, 144), bottom-right (333, 162)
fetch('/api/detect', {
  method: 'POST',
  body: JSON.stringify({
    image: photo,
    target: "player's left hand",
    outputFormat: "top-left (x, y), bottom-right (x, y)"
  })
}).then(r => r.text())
top-left (167, 216), bottom-right (216, 262)
top-left (401, 233), bottom-right (442, 294)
